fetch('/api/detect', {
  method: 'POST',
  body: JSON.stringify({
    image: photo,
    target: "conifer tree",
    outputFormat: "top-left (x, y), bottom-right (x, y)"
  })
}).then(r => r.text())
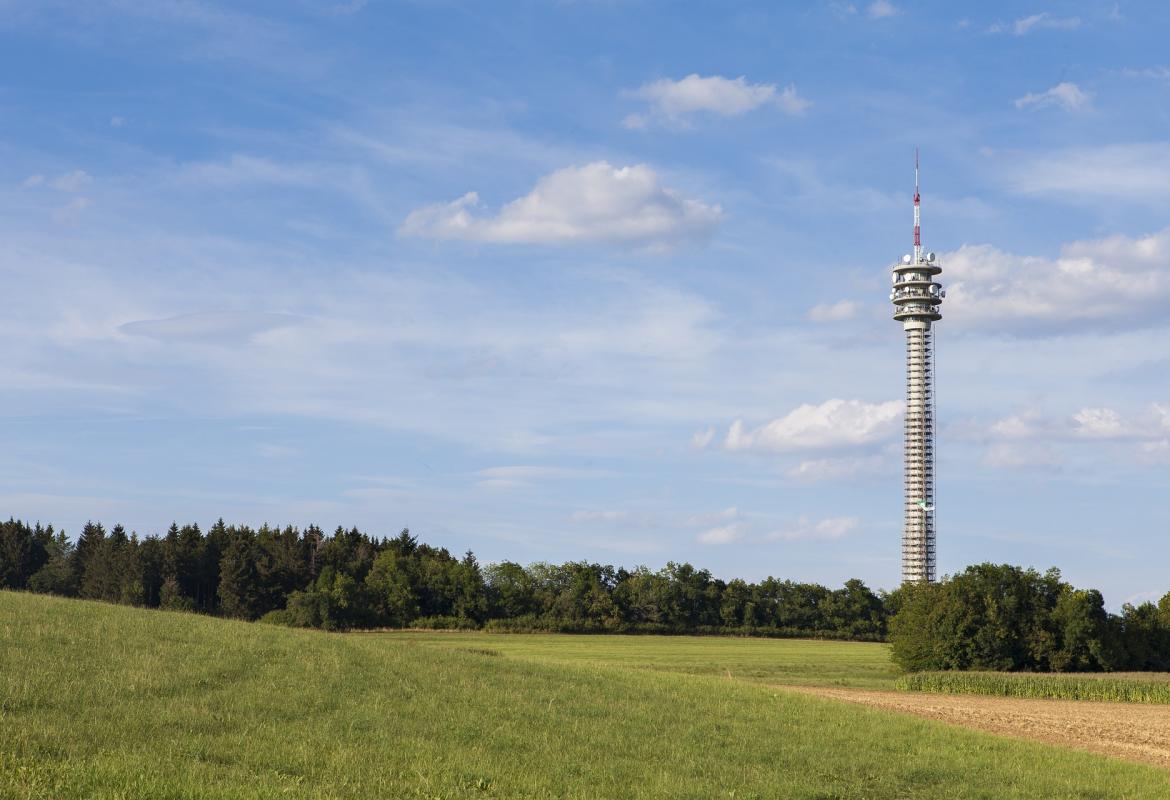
top-left (218, 533), bottom-right (261, 619)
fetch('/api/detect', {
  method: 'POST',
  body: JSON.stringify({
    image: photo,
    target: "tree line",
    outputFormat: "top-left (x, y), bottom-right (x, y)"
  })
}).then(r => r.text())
top-left (0, 518), bottom-right (885, 638)
top-left (3, 518), bottom-right (1168, 671)
top-left (889, 563), bottom-right (1170, 672)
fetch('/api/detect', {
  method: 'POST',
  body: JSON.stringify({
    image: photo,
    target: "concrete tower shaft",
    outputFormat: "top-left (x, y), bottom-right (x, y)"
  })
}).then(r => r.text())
top-left (890, 155), bottom-right (943, 583)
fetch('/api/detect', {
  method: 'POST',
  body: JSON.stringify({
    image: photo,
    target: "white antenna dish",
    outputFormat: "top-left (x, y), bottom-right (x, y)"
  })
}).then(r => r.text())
top-left (901, 254), bottom-right (912, 264)
top-left (927, 251), bottom-right (936, 262)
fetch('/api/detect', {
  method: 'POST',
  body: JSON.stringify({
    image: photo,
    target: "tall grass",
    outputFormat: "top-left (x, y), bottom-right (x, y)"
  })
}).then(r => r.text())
top-left (4, 591), bottom-right (1170, 798)
top-left (897, 671), bottom-right (1170, 703)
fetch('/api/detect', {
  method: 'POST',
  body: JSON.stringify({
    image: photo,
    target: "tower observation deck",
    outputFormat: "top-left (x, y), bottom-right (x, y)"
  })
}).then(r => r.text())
top-left (891, 152), bottom-right (944, 583)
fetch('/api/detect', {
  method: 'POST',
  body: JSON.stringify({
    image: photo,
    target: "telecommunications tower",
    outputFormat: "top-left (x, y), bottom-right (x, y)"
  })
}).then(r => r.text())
top-left (890, 151), bottom-right (944, 583)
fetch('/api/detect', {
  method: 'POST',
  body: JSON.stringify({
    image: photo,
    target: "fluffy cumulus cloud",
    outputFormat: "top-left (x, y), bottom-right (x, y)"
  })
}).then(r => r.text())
top-left (942, 229), bottom-right (1170, 334)
top-left (400, 162), bottom-right (722, 248)
top-left (722, 399), bottom-right (901, 453)
top-left (1014, 82), bottom-right (1092, 112)
top-left (623, 74), bottom-right (808, 128)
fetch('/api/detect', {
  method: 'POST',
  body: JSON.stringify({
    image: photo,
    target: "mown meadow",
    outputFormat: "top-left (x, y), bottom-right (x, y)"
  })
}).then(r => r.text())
top-left (381, 629), bottom-right (900, 689)
top-left (4, 592), bottom-right (1170, 799)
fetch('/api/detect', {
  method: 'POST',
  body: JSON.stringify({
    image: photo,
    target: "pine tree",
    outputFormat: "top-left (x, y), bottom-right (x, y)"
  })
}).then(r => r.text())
top-left (218, 533), bottom-right (260, 619)
top-left (72, 521), bottom-right (106, 593)
top-left (28, 529), bottom-right (76, 595)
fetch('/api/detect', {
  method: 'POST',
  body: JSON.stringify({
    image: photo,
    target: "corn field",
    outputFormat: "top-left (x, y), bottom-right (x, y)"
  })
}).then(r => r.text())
top-left (896, 671), bottom-right (1170, 704)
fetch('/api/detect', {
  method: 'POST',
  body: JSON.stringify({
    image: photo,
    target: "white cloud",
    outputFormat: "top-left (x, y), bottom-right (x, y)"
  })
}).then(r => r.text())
top-left (691, 426), bottom-right (716, 448)
top-left (867, 1), bottom-right (900, 19)
top-left (119, 311), bottom-right (302, 343)
top-left (51, 197), bottom-right (91, 223)
top-left (786, 455), bottom-right (885, 482)
top-left (1014, 82), bottom-right (1092, 112)
top-left (1072, 407), bottom-right (1128, 439)
top-left (571, 509), bottom-right (630, 523)
top-left (400, 162), bottom-right (723, 248)
top-left (982, 442), bottom-right (1063, 470)
top-left (51, 170), bottom-right (93, 192)
top-left (1121, 66), bottom-right (1170, 80)
top-left (697, 522), bottom-right (748, 545)
top-left (1007, 143), bottom-right (1170, 203)
top-left (988, 411), bottom-right (1050, 440)
top-left (685, 507), bottom-right (740, 527)
top-left (942, 229), bottom-right (1170, 334)
top-left (1003, 13), bottom-right (1081, 35)
top-left (110, 116), bottom-right (126, 128)
top-left (22, 170), bottom-right (93, 191)
top-left (807, 300), bottom-right (857, 322)
top-left (723, 399), bottom-right (901, 453)
top-left (257, 443), bottom-right (299, 459)
top-left (624, 74), bottom-right (808, 128)
top-left (478, 465), bottom-right (610, 481)
top-left (764, 516), bottom-right (858, 541)
top-left (973, 404), bottom-right (1170, 468)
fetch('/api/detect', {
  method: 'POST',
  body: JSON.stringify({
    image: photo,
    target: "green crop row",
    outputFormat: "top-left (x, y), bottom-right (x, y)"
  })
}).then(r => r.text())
top-left (896, 671), bottom-right (1170, 704)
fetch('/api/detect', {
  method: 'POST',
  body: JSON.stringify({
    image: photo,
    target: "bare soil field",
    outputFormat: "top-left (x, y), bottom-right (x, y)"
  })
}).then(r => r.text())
top-left (790, 685), bottom-right (1170, 770)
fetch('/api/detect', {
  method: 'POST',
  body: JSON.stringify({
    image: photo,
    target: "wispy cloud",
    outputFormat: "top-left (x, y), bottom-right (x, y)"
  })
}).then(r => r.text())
top-left (786, 455), bottom-right (886, 482)
top-left (118, 312), bottom-right (302, 343)
top-left (1006, 143), bottom-right (1170, 204)
top-left (764, 516), bottom-right (858, 542)
top-left (807, 300), bottom-right (858, 322)
top-left (866, 1), bottom-right (900, 19)
top-left (623, 74), bottom-right (808, 129)
top-left (1014, 82), bottom-right (1092, 112)
top-left (993, 13), bottom-right (1081, 35)
top-left (400, 162), bottom-right (723, 248)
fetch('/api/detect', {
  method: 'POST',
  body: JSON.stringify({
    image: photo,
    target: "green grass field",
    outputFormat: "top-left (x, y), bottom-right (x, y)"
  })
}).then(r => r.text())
top-left (897, 670), bottom-right (1170, 704)
top-left (4, 592), bottom-right (1170, 799)
top-left (378, 629), bottom-right (900, 689)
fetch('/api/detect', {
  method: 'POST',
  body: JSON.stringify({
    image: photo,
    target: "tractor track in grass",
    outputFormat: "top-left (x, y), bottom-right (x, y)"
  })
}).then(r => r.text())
top-left (784, 685), bottom-right (1170, 770)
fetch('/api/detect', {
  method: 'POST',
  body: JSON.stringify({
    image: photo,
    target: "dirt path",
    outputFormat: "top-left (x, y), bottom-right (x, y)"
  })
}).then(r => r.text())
top-left (786, 685), bottom-right (1170, 770)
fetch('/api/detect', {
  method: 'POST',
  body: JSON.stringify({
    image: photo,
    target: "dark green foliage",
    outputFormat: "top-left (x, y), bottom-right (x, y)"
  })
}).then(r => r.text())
top-left (889, 563), bottom-right (1167, 672)
top-left (217, 532), bottom-right (261, 619)
top-left (27, 529), bottom-right (75, 595)
top-left (2, 519), bottom-right (1166, 667)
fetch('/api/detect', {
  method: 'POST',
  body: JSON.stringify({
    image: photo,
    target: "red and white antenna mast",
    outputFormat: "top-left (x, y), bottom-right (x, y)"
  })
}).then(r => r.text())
top-left (913, 147), bottom-right (922, 263)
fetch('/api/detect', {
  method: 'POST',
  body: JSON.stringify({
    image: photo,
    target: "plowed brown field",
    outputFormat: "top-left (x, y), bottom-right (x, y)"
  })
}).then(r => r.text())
top-left (788, 685), bottom-right (1170, 769)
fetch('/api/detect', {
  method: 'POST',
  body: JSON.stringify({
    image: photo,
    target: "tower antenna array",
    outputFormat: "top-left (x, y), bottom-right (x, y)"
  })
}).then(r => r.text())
top-left (890, 151), bottom-right (944, 583)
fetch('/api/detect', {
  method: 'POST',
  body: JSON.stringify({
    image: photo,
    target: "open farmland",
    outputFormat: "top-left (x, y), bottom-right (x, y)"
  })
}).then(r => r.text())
top-left (4, 592), bottom-right (1170, 799)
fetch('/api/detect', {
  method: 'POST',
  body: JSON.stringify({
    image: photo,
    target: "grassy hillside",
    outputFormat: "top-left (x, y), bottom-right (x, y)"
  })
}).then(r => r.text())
top-left (3, 592), bottom-right (1170, 799)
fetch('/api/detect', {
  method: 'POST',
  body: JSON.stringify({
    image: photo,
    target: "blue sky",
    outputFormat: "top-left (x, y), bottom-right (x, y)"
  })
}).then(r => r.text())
top-left (3, 1), bottom-right (1169, 604)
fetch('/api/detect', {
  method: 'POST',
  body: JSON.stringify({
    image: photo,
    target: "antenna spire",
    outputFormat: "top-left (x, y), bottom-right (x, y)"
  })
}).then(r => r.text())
top-left (913, 147), bottom-right (922, 263)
